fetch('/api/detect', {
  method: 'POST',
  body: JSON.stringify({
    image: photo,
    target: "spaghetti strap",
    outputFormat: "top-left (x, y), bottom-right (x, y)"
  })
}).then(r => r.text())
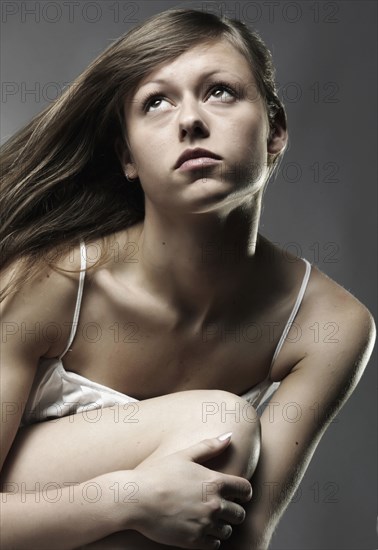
top-left (268, 257), bottom-right (312, 375)
top-left (59, 240), bottom-right (87, 359)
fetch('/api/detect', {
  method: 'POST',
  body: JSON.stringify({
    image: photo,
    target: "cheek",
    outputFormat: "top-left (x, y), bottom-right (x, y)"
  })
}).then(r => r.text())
top-left (228, 114), bottom-right (268, 159)
top-left (131, 131), bottom-right (172, 173)
top-left (225, 111), bottom-right (269, 185)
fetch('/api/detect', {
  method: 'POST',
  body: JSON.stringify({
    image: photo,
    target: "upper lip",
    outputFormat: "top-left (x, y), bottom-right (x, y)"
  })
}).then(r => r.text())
top-left (174, 148), bottom-right (222, 169)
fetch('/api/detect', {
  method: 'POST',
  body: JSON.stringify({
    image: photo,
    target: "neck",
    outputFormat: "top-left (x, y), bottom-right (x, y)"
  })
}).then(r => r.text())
top-left (130, 195), bottom-right (266, 327)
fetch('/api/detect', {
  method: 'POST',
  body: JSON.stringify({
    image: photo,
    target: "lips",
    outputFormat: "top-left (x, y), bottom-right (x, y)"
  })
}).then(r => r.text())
top-left (174, 148), bottom-right (222, 169)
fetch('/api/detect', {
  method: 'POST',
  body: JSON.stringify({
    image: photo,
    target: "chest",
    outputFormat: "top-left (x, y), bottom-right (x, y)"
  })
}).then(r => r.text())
top-left (50, 278), bottom-right (306, 400)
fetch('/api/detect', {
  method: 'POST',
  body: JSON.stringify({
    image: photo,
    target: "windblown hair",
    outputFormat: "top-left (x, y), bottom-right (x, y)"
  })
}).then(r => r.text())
top-left (0, 8), bottom-right (287, 301)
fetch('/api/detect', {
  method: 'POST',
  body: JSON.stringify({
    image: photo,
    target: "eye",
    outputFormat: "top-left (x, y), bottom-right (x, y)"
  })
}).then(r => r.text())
top-left (207, 83), bottom-right (238, 103)
top-left (142, 94), bottom-right (171, 113)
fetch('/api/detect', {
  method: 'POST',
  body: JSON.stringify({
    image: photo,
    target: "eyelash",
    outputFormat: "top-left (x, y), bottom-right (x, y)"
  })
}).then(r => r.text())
top-left (141, 81), bottom-right (239, 112)
top-left (208, 81), bottom-right (238, 98)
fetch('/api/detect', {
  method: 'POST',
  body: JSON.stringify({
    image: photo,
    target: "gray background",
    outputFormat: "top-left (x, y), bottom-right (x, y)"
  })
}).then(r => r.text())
top-left (1, 1), bottom-right (376, 548)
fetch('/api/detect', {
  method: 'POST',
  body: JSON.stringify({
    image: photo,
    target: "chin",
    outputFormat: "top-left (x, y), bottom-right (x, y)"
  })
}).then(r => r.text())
top-left (180, 182), bottom-right (258, 215)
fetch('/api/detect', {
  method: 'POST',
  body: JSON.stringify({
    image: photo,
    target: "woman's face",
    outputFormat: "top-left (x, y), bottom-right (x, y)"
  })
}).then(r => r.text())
top-left (121, 39), bottom-right (281, 214)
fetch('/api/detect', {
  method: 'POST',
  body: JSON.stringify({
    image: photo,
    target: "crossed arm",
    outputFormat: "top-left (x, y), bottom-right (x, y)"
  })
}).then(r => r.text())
top-left (0, 259), bottom-right (375, 549)
top-left (223, 298), bottom-right (376, 549)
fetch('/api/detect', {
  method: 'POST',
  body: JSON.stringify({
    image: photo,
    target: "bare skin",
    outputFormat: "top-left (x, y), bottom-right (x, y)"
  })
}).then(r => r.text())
top-left (1, 38), bottom-right (375, 549)
top-left (2, 229), bottom-right (370, 550)
top-left (43, 229), bottom-right (309, 401)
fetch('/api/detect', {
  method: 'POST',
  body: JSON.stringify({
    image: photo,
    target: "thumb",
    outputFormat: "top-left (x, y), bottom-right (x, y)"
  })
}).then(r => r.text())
top-left (179, 432), bottom-right (233, 464)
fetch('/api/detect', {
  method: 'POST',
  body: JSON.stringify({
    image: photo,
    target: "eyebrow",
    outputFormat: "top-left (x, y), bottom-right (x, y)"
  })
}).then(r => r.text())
top-left (137, 70), bottom-right (245, 90)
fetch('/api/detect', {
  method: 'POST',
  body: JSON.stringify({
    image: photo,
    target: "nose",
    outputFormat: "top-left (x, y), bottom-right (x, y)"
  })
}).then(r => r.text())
top-left (178, 98), bottom-right (210, 141)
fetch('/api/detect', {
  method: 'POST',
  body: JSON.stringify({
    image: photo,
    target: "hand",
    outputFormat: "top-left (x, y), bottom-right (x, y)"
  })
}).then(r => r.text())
top-left (129, 434), bottom-right (253, 549)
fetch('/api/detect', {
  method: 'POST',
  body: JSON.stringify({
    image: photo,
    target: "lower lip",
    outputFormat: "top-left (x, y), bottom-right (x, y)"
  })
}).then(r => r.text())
top-left (177, 157), bottom-right (222, 172)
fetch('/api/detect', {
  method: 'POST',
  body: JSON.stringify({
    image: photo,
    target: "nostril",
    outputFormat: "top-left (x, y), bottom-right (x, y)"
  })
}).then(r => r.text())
top-left (179, 118), bottom-right (209, 139)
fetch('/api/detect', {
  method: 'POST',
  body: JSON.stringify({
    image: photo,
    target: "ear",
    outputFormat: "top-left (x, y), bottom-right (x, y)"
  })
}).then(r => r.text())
top-left (115, 137), bottom-right (139, 179)
top-left (267, 122), bottom-right (288, 155)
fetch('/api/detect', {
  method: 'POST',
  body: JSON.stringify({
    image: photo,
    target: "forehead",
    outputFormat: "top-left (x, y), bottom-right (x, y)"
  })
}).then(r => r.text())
top-left (135, 39), bottom-right (255, 90)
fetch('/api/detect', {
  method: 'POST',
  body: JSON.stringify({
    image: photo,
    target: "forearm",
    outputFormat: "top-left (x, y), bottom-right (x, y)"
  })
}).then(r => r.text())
top-left (221, 509), bottom-right (273, 550)
top-left (0, 471), bottom-right (135, 549)
top-left (221, 458), bottom-right (293, 549)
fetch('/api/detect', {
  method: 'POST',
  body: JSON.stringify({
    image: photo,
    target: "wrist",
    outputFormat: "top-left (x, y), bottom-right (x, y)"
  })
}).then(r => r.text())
top-left (93, 471), bottom-right (142, 533)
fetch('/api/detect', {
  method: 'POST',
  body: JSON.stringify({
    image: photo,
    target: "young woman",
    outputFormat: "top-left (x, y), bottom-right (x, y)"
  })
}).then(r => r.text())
top-left (0, 8), bottom-right (375, 550)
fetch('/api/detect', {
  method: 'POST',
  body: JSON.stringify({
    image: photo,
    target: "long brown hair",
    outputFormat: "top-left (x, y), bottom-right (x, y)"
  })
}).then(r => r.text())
top-left (0, 8), bottom-right (287, 301)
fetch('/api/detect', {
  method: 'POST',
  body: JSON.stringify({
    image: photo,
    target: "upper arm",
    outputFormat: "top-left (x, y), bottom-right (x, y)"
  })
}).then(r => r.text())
top-left (0, 254), bottom-right (80, 473)
top-left (233, 294), bottom-right (376, 546)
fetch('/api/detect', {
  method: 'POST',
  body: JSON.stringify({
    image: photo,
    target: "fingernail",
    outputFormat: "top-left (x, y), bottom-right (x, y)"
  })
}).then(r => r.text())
top-left (218, 431), bottom-right (232, 441)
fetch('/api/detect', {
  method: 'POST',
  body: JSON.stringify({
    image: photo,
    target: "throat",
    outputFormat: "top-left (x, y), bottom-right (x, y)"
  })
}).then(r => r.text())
top-left (128, 204), bottom-right (264, 320)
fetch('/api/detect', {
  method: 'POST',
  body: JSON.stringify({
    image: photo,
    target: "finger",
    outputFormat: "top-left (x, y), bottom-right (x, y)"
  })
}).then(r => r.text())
top-left (201, 536), bottom-right (221, 549)
top-left (218, 501), bottom-right (246, 525)
top-left (207, 522), bottom-right (233, 541)
top-left (180, 435), bottom-right (232, 464)
top-left (218, 475), bottom-right (252, 503)
top-left (201, 536), bottom-right (221, 550)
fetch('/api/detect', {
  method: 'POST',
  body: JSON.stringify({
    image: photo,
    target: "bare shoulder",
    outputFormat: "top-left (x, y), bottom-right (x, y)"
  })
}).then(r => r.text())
top-left (262, 236), bottom-right (375, 378)
top-left (294, 262), bottom-right (376, 379)
top-left (0, 223), bottom-right (144, 330)
top-left (0, 243), bottom-right (88, 357)
top-left (0, 227), bottom-right (144, 390)
top-left (307, 263), bottom-right (374, 341)
top-left (1, 243), bottom-right (83, 303)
